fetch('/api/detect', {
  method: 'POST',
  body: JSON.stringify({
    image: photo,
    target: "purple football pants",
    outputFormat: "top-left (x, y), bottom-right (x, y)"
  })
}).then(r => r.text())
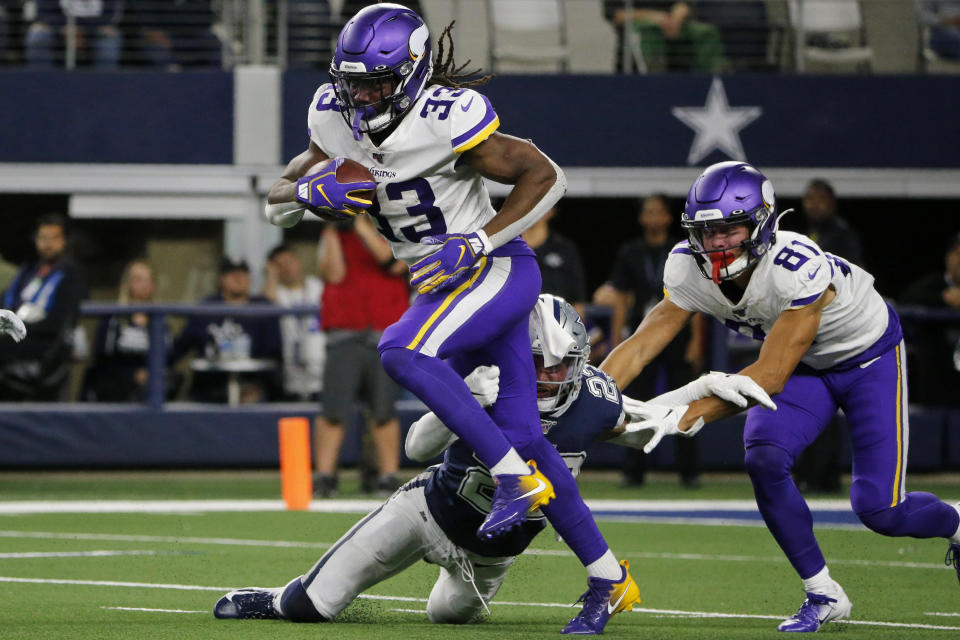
top-left (744, 341), bottom-right (959, 579)
top-left (378, 253), bottom-right (609, 566)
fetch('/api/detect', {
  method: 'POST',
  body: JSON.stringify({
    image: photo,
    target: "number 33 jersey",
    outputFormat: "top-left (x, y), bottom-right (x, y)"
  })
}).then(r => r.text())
top-left (664, 230), bottom-right (893, 370)
top-left (307, 83), bottom-right (501, 263)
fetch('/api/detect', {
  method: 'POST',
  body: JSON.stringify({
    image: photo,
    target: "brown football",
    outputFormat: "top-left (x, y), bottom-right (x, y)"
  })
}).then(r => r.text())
top-left (302, 157), bottom-right (376, 222)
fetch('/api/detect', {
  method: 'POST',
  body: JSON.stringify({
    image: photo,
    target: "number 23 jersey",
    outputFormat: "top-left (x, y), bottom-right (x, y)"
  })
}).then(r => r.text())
top-left (307, 83), bottom-right (504, 264)
top-left (663, 230), bottom-right (895, 370)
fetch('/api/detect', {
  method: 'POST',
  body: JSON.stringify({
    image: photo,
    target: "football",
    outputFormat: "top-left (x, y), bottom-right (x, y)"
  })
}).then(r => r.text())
top-left (304, 157), bottom-right (377, 222)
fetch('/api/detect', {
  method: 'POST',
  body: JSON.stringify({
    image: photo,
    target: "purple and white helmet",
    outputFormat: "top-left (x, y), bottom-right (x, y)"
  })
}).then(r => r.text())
top-left (330, 3), bottom-right (433, 140)
top-left (680, 161), bottom-right (785, 283)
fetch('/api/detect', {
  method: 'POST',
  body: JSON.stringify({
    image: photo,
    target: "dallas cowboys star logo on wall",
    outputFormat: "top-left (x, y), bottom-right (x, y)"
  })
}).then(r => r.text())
top-left (672, 77), bottom-right (762, 165)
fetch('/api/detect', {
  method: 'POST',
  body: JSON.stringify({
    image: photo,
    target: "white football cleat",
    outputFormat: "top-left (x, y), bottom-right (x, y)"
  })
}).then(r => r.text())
top-left (777, 583), bottom-right (851, 632)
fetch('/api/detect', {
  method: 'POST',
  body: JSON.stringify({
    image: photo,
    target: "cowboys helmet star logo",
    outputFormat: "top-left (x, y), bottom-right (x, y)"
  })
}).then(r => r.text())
top-left (672, 77), bottom-right (762, 165)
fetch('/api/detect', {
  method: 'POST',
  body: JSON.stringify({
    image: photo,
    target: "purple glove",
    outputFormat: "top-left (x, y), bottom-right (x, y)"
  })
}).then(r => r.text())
top-left (295, 157), bottom-right (377, 218)
top-left (409, 231), bottom-right (493, 294)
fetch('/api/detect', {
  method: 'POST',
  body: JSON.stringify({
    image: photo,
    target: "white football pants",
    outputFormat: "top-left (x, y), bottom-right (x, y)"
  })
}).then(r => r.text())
top-left (296, 470), bottom-right (515, 623)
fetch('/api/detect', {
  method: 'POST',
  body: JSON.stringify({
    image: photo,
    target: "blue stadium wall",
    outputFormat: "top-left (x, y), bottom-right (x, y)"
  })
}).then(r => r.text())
top-left (0, 70), bottom-right (958, 469)
top-left (1, 70), bottom-right (958, 167)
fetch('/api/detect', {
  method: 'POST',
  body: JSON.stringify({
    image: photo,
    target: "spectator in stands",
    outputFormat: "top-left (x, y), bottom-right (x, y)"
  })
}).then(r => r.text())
top-left (801, 178), bottom-right (862, 264)
top-left (122, 0), bottom-right (220, 69)
top-left (82, 259), bottom-right (179, 402)
top-left (313, 217), bottom-right (408, 498)
top-left (917, 1), bottom-right (960, 60)
top-left (25, 0), bottom-right (124, 69)
top-left (169, 258), bottom-right (282, 404)
top-left (693, 1), bottom-right (770, 71)
top-left (264, 244), bottom-right (324, 401)
top-left (603, 194), bottom-right (703, 488)
top-left (899, 232), bottom-right (960, 406)
top-left (522, 206), bottom-right (587, 317)
top-left (793, 178), bottom-right (863, 494)
top-left (603, 1), bottom-right (725, 72)
top-left (0, 213), bottom-right (86, 401)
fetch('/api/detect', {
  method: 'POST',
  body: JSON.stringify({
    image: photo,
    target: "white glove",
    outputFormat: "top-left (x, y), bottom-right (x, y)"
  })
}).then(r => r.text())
top-left (264, 201), bottom-right (306, 228)
top-left (0, 309), bottom-right (26, 343)
top-left (464, 365), bottom-right (500, 408)
top-left (615, 399), bottom-right (704, 454)
top-left (699, 371), bottom-right (777, 410)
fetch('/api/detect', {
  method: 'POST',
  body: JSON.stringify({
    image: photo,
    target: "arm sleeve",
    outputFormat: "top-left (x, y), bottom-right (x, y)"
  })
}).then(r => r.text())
top-left (405, 412), bottom-right (459, 461)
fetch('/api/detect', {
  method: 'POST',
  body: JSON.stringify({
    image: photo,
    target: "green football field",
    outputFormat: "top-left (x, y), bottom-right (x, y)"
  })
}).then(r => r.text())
top-left (1, 470), bottom-right (959, 639)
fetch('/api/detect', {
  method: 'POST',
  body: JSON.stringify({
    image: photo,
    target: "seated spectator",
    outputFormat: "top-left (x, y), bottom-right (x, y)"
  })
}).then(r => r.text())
top-left (0, 213), bottom-right (86, 401)
top-left (918, 1), bottom-right (960, 60)
top-left (169, 258), bottom-right (282, 404)
top-left (81, 259), bottom-right (179, 402)
top-left (25, 0), bottom-right (124, 69)
top-left (264, 244), bottom-right (324, 401)
top-left (693, 0), bottom-right (769, 71)
top-left (899, 232), bottom-right (960, 406)
top-left (121, 0), bottom-right (220, 69)
top-left (603, 0), bottom-right (725, 72)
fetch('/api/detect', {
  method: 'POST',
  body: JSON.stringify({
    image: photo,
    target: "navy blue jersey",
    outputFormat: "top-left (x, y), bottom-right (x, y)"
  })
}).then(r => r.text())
top-left (424, 365), bottom-right (624, 557)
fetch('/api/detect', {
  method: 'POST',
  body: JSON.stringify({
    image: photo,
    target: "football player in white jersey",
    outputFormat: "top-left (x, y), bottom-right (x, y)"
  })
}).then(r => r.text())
top-left (262, 4), bottom-right (639, 630)
top-left (601, 161), bottom-right (960, 632)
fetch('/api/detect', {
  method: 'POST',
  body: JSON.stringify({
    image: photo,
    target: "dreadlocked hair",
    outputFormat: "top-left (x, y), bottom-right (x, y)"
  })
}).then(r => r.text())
top-left (431, 21), bottom-right (494, 89)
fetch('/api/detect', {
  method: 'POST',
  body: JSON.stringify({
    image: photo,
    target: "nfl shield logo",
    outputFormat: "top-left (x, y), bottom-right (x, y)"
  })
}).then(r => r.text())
top-left (372, 152), bottom-right (384, 163)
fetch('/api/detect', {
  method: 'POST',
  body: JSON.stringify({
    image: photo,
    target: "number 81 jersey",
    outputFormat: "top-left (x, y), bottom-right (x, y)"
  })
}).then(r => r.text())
top-left (663, 230), bottom-right (891, 370)
top-left (307, 83), bottom-right (501, 264)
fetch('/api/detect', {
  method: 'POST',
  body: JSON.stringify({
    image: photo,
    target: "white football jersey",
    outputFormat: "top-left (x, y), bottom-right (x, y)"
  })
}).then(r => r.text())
top-left (307, 83), bottom-right (500, 263)
top-left (664, 231), bottom-right (889, 370)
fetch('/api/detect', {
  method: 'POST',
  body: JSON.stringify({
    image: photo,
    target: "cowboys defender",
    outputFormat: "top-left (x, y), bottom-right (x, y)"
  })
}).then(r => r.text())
top-left (215, 295), bottom-right (772, 634)
top-left (263, 2), bottom-right (637, 611)
top-left (602, 161), bottom-right (960, 633)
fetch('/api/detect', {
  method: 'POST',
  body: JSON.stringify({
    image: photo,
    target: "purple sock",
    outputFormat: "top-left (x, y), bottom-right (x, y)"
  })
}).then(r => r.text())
top-left (520, 437), bottom-right (609, 567)
top-left (380, 347), bottom-right (512, 468)
top-left (745, 444), bottom-right (826, 578)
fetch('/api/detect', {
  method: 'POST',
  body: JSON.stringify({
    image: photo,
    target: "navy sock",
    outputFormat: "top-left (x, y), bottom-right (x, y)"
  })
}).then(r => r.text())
top-left (279, 578), bottom-right (327, 623)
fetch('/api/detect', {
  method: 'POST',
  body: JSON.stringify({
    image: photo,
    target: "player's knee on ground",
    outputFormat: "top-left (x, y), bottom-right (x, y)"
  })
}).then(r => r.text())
top-left (280, 577), bottom-right (327, 622)
top-left (426, 576), bottom-right (484, 624)
top-left (743, 444), bottom-right (794, 482)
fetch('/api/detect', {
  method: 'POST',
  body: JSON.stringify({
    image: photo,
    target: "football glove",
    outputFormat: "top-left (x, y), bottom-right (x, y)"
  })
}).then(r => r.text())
top-left (0, 309), bottom-right (26, 342)
top-left (618, 400), bottom-right (704, 454)
top-left (464, 364), bottom-right (500, 408)
top-left (409, 231), bottom-right (492, 294)
top-left (698, 372), bottom-right (776, 410)
top-left (295, 157), bottom-right (376, 218)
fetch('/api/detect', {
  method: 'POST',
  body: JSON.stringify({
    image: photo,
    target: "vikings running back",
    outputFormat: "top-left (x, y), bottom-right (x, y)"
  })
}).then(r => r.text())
top-left (262, 2), bottom-right (634, 619)
top-left (213, 295), bottom-right (772, 634)
top-left (602, 161), bottom-right (960, 633)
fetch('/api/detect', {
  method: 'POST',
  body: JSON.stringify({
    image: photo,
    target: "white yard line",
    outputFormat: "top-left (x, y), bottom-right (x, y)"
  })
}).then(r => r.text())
top-left (925, 612), bottom-right (960, 617)
top-left (0, 529), bottom-right (947, 571)
top-left (102, 606), bottom-right (206, 614)
top-left (1, 576), bottom-right (957, 631)
top-left (0, 550), bottom-right (167, 559)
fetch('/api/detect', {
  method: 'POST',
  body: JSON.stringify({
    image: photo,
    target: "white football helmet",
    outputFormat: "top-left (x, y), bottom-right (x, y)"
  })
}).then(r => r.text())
top-left (529, 294), bottom-right (590, 417)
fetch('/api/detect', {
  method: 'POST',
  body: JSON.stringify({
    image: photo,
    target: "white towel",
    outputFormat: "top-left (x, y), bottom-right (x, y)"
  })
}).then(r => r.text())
top-left (530, 296), bottom-right (575, 367)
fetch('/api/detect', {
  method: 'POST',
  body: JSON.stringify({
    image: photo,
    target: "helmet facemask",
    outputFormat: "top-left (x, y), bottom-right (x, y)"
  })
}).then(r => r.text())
top-left (330, 13), bottom-right (433, 141)
top-left (683, 207), bottom-right (771, 284)
top-left (532, 348), bottom-right (588, 416)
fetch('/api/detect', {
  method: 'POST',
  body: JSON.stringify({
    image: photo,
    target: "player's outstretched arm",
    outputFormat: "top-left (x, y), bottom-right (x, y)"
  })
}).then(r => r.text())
top-left (464, 132), bottom-right (567, 249)
top-left (678, 289), bottom-right (831, 431)
top-left (264, 143), bottom-right (331, 227)
top-left (601, 298), bottom-right (692, 391)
